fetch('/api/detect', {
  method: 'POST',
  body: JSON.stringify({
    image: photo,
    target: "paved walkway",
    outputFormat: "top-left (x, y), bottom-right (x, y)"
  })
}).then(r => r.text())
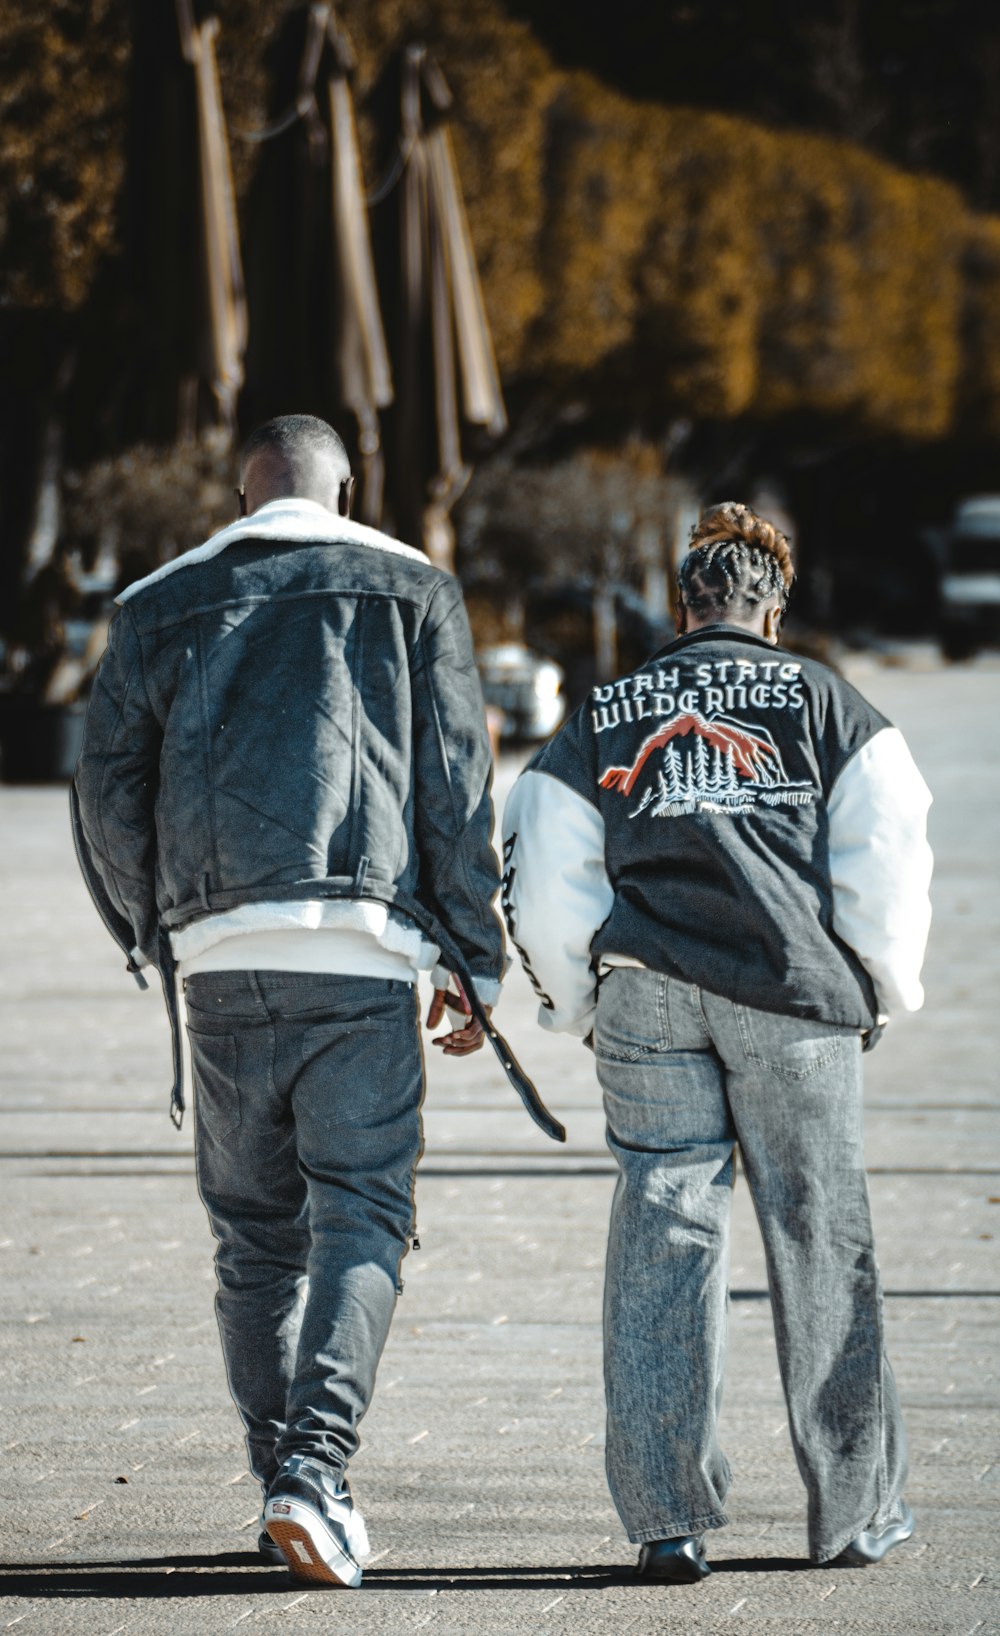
top-left (1, 652), bottom-right (997, 1634)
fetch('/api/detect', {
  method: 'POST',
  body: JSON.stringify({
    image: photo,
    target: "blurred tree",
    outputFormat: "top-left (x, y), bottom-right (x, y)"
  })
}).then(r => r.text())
top-left (0, 1), bottom-right (129, 629)
top-left (4, 0), bottom-right (998, 440)
top-left (503, 0), bottom-right (1000, 214)
top-left (958, 216), bottom-right (1000, 442)
top-left (6, 0), bottom-right (1000, 648)
top-left (0, 1), bottom-right (129, 311)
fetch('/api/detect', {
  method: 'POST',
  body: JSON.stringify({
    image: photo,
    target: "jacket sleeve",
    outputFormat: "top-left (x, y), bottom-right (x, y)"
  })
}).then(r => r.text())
top-left (411, 577), bottom-right (506, 1006)
top-left (501, 760), bottom-right (614, 1039)
top-left (73, 603), bottom-right (162, 963)
top-left (827, 725), bottom-right (933, 1017)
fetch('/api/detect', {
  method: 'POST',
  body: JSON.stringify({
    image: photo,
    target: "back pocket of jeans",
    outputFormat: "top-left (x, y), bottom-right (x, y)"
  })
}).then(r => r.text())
top-left (595, 977), bottom-right (669, 1063)
top-left (300, 1020), bottom-right (395, 1119)
top-left (301, 1020), bottom-right (382, 1059)
top-left (736, 1010), bottom-right (845, 1080)
top-left (187, 1029), bottom-right (240, 1139)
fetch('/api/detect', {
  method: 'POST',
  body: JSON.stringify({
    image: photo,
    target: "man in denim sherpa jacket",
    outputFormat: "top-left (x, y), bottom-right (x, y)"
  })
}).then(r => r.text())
top-left (73, 414), bottom-right (506, 1584)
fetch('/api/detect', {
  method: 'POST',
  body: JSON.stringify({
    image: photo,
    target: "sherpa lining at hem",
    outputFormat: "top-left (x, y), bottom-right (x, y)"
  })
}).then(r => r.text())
top-left (170, 897), bottom-right (439, 967)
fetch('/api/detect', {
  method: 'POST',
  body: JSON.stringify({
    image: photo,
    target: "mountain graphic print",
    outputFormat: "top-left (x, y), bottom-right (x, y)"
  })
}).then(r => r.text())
top-left (599, 711), bottom-right (815, 820)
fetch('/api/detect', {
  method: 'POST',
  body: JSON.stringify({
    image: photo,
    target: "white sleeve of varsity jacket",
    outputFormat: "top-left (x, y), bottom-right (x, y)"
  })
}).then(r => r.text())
top-left (501, 770), bottom-right (614, 1037)
top-left (827, 726), bottom-right (933, 1016)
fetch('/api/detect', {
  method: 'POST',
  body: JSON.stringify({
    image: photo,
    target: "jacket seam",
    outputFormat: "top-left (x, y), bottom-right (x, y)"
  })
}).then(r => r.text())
top-left (195, 622), bottom-right (222, 891)
top-left (418, 581), bottom-right (463, 836)
top-left (93, 610), bottom-right (145, 878)
top-left (530, 759), bottom-right (603, 811)
top-left (75, 833), bottom-right (152, 889)
top-left (418, 579), bottom-right (497, 968)
top-left (128, 603), bottom-right (157, 720)
top-left (826, 725), bottom-right (886, 805)
top-left (349, 600), bottom-right (366, 852)
top-left (128, 585), bottom-right (433, 638)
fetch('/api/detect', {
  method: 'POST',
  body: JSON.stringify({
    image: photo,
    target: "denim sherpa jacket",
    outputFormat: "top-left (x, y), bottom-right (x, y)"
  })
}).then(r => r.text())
top-left (502, 625), bottom-right (933, 1041)
top-left (72, 499), bottom-right (517, 1126)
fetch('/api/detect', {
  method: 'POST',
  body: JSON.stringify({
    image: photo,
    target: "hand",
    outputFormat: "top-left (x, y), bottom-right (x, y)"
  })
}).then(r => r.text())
top-left (426, 975), bottom-right (490, 1056)
top-left (861, 1022), bottom-right (886, 1053)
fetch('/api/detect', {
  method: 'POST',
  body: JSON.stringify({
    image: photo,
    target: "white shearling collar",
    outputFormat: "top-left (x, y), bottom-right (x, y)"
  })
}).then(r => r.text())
top-left (116, 498), bottom-right (427, 604)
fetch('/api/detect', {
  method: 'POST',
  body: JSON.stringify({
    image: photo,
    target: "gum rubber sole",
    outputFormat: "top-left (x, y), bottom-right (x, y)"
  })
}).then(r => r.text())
top-left (264, 1510), bottom-right (361, 1587)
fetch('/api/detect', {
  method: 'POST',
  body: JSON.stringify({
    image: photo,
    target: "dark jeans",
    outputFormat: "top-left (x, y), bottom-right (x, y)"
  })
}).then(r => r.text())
top-left (184, 972), bottom-right (424, 1495)
top-left (595, 968), bottom-right (907, 1563)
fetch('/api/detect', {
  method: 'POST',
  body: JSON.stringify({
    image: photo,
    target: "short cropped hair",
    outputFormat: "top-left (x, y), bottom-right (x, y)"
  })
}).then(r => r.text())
top-left (240, 414), bottom-right (350, 477)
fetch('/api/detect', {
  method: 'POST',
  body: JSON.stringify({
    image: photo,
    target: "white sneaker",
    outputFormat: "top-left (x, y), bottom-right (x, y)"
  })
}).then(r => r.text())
top-left (263, 1455), bottom-right (370, 1587)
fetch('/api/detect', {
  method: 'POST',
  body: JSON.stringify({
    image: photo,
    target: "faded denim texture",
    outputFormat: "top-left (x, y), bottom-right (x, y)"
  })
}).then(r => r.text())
top-left (74, 525), bottom-right (505, 991)
top-left (185, 971), bottom-right (424, 1493)
top-left (595, 967), bottom-right (907, 1563)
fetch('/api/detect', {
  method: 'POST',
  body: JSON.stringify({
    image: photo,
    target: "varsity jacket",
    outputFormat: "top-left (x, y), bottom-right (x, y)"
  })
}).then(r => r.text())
top-left (72, 499), bottom-right (563, 1143)
top-left (502, 625), bottom-right (933, 1040)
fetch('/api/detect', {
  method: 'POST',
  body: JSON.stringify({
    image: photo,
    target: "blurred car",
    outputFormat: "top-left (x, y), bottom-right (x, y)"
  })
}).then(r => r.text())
top-left (524, 581), bottom-right (669, 711)
top-left (938, 497), bottom-right (1000, 659)
top-left (476, 643), bottom-right (565, 742)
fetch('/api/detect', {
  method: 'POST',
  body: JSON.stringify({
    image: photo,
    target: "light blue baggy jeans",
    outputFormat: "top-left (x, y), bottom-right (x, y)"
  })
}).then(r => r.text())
top-left (594, 967), bottom-right (907, 1564)
top-left (184, 971), bottom-right (424, 1496)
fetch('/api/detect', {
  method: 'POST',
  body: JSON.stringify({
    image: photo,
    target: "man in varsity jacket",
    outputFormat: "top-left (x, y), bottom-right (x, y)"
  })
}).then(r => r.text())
top-left (502, 502), bottom-right (932, 1581)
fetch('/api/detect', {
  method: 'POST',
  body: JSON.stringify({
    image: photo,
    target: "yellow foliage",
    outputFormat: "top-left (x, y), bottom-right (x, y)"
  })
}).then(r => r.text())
top-left (958, 215), bottom-right (1000, 440)
top-left (328, 1), bottom-right (972, 439)
top-left (441, 65), bottom-right (765, 417)
top-left (753, 136), bottom-right (961, 437)
top-left (0, 3), bottom-right (129, 309)
top-left (8, 0), bottom-right (1000, 442)
top-left (627, 105), bottom-right (763, 417)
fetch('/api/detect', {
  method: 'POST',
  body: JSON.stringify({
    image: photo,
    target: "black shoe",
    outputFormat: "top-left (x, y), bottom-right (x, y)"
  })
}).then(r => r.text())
top-left (831, 1503), bottom-right (914, 1567)
top-left (636, 1535), bottom-right (711, 1583)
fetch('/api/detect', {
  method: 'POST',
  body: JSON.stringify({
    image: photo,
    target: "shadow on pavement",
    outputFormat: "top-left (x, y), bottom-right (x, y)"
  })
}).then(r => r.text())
top-left (0, 1553), bottom-right (811, 1598)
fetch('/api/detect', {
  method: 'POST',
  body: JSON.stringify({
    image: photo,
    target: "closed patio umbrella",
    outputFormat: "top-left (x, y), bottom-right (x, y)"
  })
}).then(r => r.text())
top-left (240, 5), bottom-right (392, 523)
top-left (175, 0), bottom-right (247, 435)
top-left (393, 45), bottom-right (507, 567)
top-left (325, 7), bottom-right (394, 523)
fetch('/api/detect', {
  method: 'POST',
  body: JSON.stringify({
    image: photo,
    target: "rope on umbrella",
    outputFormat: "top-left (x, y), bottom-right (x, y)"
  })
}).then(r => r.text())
top-left (227, 0), bottom-right (414, 212)
top-left (233, 103), bottom-right (415, 211)
top-left (231, 101), bottom-right (307, 144)
top-left (365, 134), bottom-right (416, 206)
top-left (233, 2), bottom-right (328, 147)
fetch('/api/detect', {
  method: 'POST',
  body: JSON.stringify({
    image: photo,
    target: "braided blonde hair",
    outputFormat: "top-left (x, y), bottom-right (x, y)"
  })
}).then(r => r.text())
top-left (678, 500), bottom-right (795, 618)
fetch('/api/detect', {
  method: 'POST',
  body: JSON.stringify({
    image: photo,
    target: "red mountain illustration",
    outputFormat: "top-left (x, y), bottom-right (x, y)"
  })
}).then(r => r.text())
top-left (599, 712), bottom-right (780, 796)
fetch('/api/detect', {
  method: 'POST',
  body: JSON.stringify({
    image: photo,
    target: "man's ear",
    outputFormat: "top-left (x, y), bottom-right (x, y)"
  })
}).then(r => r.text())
top-left (763, 602), bottom-right (783, 644)
top-left (675, 598), bottom-right (688, 636)
top-left (339, 476), bottom-right (355, 518)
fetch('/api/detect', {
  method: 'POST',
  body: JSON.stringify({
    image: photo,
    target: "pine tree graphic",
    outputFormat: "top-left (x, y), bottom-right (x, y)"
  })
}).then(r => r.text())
top-left (693, 735), bottom-right (710, 795)
top-left (650, 770), bottom-right (669, 816)
top-left (663, 742), bottom-right (684, 800)
top-left (614, 714), bottom-right (815, 821)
